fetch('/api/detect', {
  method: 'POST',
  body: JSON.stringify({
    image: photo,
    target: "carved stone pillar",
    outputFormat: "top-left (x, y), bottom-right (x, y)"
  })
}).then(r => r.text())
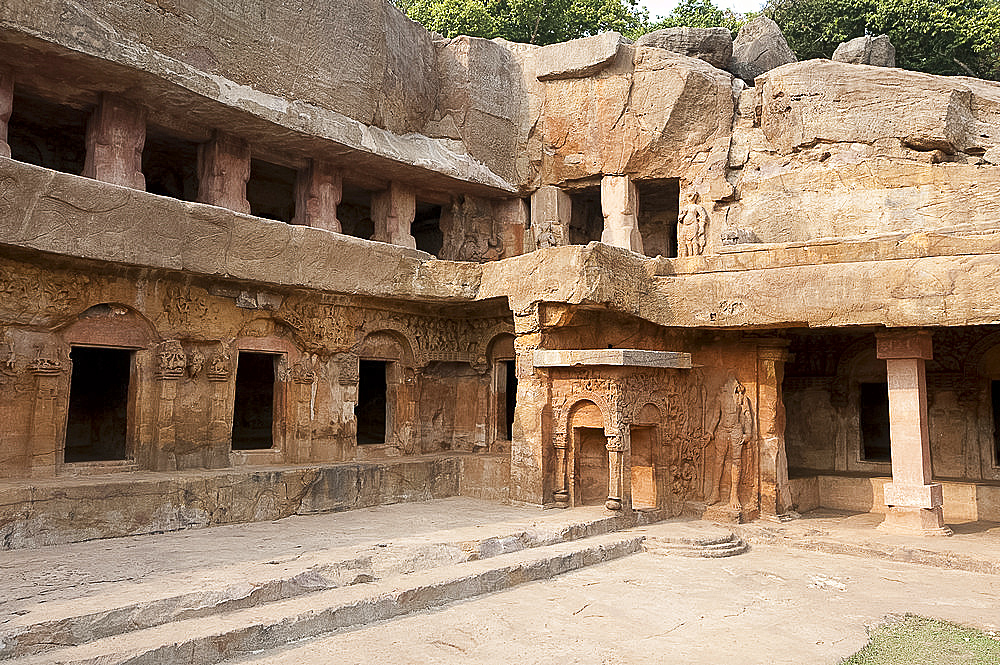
top-left (509, 309), bottom-right (550, 506)
top-left (290, 360), bottom-right (316, 463)
top-left (28, 356), bottom-right (64, 478)
top-left (494, 197), bottom-right (529, 258)
top-left (529, 185), bottom-right (571, 249)
top-left (757, 340), bottom-right (795, 519)
top-left (553, 438), bottom-right (569, 508)
top-left (207, 351), bottom-right (232, 463)
top-left (600, 175), bottom-right (643, 253)
top-left (82, 94), bottom-right (146, 189)
top-left (0, 66), bottom-right (12, 159)
top-left (876, 330), bottom-right (951, 536)
top-left (605, 433), bottom-right (625, 511)
top-left (197, 131), bottom-right (251, 214)
top-left (153, 341), bottom-right (186, 470)
top-left (371, 181), bottom-right (416, 249)
top-left (293, 159), bottom-right (342, 231)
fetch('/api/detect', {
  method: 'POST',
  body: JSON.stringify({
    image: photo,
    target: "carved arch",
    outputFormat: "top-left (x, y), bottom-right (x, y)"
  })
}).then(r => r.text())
top-left (357, 327), bottom-right (418, 368)
top-left (59, 303), bottom-right (159, 349)
top-left (557, 392), bottom-right (615, 438)
top-left (965, 331), bottom-right (1000, 377)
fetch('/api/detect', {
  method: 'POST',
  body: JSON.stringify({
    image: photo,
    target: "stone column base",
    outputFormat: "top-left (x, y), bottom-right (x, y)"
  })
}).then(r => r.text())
top-left (878, 506), bottom-right (953, 537)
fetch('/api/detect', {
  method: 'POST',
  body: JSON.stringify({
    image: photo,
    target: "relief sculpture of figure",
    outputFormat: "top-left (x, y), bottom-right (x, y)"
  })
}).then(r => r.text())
top-left (704, 378), bottom-right (754, 509)
top-left (677, 191), bottom-right (709, 257)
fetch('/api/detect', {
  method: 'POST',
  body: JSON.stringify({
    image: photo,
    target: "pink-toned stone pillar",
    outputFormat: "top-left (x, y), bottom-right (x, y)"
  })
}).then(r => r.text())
top-left (876, 330), bottom-right (951, 536)
top-left (293, 159), bottom-right (342, 231)
top-left (600, 175), bottom-right (643, 253)
top-left (371, 181), bottom-right (416, 249)
top-left (197, 131), bottom-right (251, 214)
top-left (82, 93), bottom-right (146, 189)
top-left (0, 67), bottom-right (12, 158)
top-left (757, 340), bottom-right (794, 519)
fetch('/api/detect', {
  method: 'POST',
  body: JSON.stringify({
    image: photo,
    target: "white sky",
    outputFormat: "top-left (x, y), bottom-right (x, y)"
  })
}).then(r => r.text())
top-left (640, 0), bottom-right (764, 20)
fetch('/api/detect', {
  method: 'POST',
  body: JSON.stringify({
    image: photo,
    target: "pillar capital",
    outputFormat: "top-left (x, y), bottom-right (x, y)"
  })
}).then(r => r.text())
top-left (756, 338), bottom-right (791, 363)
top-left (876, 330), bottom-right (932, 360)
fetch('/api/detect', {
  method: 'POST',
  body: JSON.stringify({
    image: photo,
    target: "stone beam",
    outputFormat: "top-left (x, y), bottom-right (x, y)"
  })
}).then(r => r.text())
top-left (0, 66), bottom-right (11, 159)
top-left (293, 159), bottom-right (342, 232)
top-left (876, 330), bottom-right (951, 536)
top-left (600, 175), bottom-right (643, 253)
top-left (532, 348), bottom-right (691, 368)
top-left (197, 131), bottom-right (251, 214)
top-left (529, 186), bottom-right (571, 249)
top-left (372, 182), bottom-right (417, 249)
top-left (81, 93), bottom-right (146, 189)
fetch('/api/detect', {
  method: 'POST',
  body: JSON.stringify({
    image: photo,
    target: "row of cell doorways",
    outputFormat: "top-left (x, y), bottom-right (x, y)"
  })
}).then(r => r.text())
top-left (573, 426), bottom-right (657, 510)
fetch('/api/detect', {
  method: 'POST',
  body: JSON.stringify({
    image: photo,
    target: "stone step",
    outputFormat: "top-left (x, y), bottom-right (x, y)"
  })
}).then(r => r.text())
top-left (0, 510), bottom-right (662, 660)
top-left (643, 532), bottom-right (749, 558)
top-left (5, 532), bottom-right (645, 665)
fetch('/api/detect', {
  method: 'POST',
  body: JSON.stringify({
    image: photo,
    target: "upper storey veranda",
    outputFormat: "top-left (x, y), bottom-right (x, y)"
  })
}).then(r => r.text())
top-left (2, 0), bottom-right (1000, 314)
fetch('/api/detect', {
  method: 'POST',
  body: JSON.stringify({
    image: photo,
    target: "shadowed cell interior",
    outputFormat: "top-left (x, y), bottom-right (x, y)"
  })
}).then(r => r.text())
top-left (357, 360), bottom-right (388, 445)
top-left (860, 382), bottom-right (891, 463)
top-left (65, 346), bottom-right (132, 462)
top-left (232, 352), bottom-right (277, 450)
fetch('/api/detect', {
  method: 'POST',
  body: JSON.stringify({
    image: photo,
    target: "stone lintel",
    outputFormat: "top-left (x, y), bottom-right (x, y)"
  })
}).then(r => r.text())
top-left (876, 330), bottom-right (932, 360)
top-left (532, 348), bottom-right (692, 368)
top-left (884, 482), bottom-right (943, 509)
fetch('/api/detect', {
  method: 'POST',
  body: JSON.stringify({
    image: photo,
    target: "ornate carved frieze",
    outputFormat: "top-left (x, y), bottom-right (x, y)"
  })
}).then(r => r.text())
top-left (155, 340), bottom-right (187, 380)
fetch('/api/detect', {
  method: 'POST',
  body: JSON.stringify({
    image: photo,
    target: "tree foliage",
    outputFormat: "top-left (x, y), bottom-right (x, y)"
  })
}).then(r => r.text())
top-left (765, 0), bottom-right (1000, 80)
top-left (648, 0), bottom-right (748, 37)
top-left (397, 0), bottom-right (648, 45)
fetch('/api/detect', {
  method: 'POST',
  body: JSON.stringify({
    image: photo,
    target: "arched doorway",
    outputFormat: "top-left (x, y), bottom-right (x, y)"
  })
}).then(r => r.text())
top-left (569, 400), bottom-right (608, 506)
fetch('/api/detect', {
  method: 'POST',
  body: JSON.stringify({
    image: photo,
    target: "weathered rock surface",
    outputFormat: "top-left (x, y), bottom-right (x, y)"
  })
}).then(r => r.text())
top-left (758, 60), bottom-right (1000, 155)
top-left (536, 46), bottom-right (736, 190)
top-left (635, 26), bottom-right (733, 69)
top-left (833, 34), bottom-right (896, 67)
top-left (728, 15), bottom-right (797, 82)
top-left (535, 32), bottom-right (627, 81)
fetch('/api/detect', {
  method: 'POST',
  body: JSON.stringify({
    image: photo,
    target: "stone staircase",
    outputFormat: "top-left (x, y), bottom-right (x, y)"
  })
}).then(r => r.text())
top-left (1, 512), bottom-right (662, 665)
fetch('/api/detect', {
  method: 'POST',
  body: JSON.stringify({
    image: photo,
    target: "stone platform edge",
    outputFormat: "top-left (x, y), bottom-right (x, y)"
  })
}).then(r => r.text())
top-left (0, 452), bottom-right (510, 551)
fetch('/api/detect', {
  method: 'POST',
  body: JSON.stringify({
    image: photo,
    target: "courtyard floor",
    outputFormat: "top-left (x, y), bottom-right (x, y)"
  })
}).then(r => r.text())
top-left (3, 498), bottom-right (1000, 664)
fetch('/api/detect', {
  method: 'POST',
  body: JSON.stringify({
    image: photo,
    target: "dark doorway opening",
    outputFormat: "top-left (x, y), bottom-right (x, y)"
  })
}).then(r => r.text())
top-left (232, 352), bottom-right (277, 450)
top-left (8, 93), bottom-right (88, 175)
top-left (860, 382), bottom-right (891, 462)
top-left (568, 187), bottom-right (603, 245)
top-left (143, 126), bottom-right (199, 202)
top-left (65, 347), bottom-right (132, 462)
top-left (413, 202), bottom-right (444, 256)
top-left (339, 183), bottom-right (375, 240)
top-left (504, 360), bottom-right (517, 441)
top-left (636, 178), bottom-right (680, 258)
top-left (247, 159), bottom-right (297, 223)
top-left (356, 360), bottom-right (388, 445)
top-left (992, 381), bottom-right (1000, 467)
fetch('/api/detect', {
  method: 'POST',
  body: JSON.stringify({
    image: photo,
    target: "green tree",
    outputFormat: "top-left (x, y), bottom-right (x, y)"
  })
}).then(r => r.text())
top-left (398, 0), bottom-right (648, 45)
top-left (647, 0), bottom-right (749, 37)
top-left (765, 0), bottom-right (1000, 80)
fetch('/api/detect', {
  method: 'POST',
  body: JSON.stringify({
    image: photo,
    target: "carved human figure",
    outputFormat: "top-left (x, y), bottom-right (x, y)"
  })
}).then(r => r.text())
top-left (705, 378), bottom-right (754, 508)
top-left (533, 219), bottom-right (559, 249)
top-left (677, 192), bottom-right (709, 257)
